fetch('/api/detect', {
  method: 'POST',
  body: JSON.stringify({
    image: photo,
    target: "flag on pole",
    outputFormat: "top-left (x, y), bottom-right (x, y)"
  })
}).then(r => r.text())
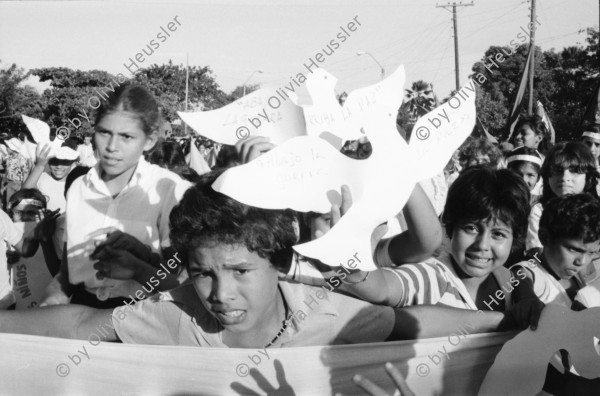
top-left (579, 79), bottom-right (600, 130)
top-left (535, 101), bottom-right (556, 143)
top-left (476, 116), bottom-right (498, 143)
top-left (505, 46), bottom-right (534, 142)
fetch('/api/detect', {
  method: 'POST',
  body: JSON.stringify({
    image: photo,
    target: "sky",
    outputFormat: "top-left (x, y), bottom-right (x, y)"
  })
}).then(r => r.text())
top-left (0, 0), bottom-right (598, 101)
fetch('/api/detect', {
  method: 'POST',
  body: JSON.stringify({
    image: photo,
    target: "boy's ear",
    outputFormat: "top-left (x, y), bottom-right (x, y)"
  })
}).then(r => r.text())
top-left (143, 131), bottom-right (159, 152)
top-left (538, 227), bottom-right (551, 247)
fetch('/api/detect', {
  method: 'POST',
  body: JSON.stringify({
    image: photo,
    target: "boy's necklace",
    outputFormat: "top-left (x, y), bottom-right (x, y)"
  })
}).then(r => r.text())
top-left (265, 290), bottom-right (291, 349)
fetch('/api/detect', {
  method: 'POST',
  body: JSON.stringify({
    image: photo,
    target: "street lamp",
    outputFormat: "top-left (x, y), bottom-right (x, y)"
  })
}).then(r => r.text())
top-left (356, 52), bottom-right (385, 81)
top-left (243, 70), bottom-right (263, 96)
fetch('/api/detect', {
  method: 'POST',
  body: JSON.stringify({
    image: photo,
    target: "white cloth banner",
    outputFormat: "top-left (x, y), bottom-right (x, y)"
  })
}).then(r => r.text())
top-left (0, 332), bottom-right (512, 395)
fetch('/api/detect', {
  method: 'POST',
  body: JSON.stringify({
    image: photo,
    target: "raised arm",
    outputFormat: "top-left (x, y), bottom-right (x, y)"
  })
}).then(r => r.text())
top-left (379, 184), bottom-right (442, 265)
top-left (22, 143), bottom-right (52, 190)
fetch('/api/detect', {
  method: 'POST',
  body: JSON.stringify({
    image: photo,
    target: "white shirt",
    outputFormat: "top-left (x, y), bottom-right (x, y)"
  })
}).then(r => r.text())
top-left (0, 210), bottom-right (25, 306)
top-left (77, 144), bottom-right (97, 167)
top-left (526, 202), bottom-right (543, 251)
top-left (36, 172), bottom-right (66, 212)
top-left (64, 157), bottom-right (191, 300)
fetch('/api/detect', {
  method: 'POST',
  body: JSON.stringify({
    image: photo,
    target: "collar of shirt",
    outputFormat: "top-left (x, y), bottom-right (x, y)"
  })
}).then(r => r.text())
top-left (87, 157), bottom-right (150, 197)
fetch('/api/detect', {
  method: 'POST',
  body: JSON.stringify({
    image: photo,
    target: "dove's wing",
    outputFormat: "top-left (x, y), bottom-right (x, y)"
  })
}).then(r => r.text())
top-left (302, 66), bottom-right (406, 145)
top-left (212, 135), bottom-right (365, 214)
top-left (178, 86), bottom-right (306, 146)
top-left (21, 115), bottom-right (64, 161)
top-left (409, 80), bottom-right (476, 182)
top-left (21, 115), bottom-right (51, 144)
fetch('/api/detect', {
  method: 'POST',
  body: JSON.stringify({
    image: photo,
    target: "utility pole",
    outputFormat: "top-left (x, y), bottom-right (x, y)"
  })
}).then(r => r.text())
top-left (185, 52), bottom-right (189, 136)
top-left (436, 2), bottom-right (473, 91)
top-left (528, 0), bottom-right (536, 114)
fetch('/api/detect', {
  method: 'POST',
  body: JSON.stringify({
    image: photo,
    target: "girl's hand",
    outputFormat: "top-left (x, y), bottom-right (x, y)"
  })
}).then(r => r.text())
top-left (7, 249), bottom-right (20, 265)
top-left (348, 362), bottom-right (415, 396)
top-left (235, 136), bottom-right (274, 164)
top-left (35, 143), bottom-right (53, 167)
top-left (93, 246), bottom-right (142, 281)
top-left (508, 298), bottom-right (545, 331)
top-left (313, 185), bottom-right (353, 239)
top-left (90, 229), bottom-right (152, 263)
top-left (313, 185), bottom-right (387, 257)
top-left (32, 208), bottom-right (60, 242)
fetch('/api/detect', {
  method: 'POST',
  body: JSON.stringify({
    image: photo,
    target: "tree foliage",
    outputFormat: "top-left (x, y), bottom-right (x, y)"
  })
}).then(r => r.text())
top-left (0, 61), bottom-right (42, 135)
top-left (397, 80), bottom-right (438, 136)
top-left (0, 61), bottom-right (231, 138)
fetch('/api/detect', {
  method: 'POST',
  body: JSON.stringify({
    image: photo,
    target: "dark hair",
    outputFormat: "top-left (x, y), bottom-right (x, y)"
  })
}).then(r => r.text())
top-left (539, 142), bottom-right (600, 207)
top-left (146, 140), bottom-right (187, 170)
top-left (64, 166), bottom-right (91, 197)
top-left (59, 137), bottom-right (79, 151)
top-left (214, 144), bottom-right (241, 169)
top-left (169, 170), bottom-right (297, 271)
top-left (506, 146), bottom-right (543, 175)
top-left (540, 193), bottom-right (600, 244)
top-left (8, 188), bottom-right (47, 215)
top-left (458, 138), bottom-right (502, 168)
top-left (442, 166), bottom-right (530, 251)
top-left (513, 115), bottom-right (550, 154)
top-left (582, 124), bottom-right (600, 135)
top-left (94, 84), bottom-right (161, 136)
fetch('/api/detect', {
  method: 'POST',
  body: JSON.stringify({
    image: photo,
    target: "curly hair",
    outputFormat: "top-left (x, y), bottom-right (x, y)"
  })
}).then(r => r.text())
top-left (458, 138), bottom-right (502, 169)
top-left (169, 170), bottom-right (297, 271)
top-left (540, 193), bottom-right (600, 244)
top-left (442, 166), bottom-right (530, 251)
top-left (539, 142), bottom-right (600, 207)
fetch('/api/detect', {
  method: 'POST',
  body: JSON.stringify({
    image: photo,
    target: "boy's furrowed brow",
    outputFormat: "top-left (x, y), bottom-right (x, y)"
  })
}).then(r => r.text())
top-left (222, 262), bottom-right (254, 270)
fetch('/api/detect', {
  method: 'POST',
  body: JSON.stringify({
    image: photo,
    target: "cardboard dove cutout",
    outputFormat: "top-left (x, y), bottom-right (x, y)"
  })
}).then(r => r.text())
top-left (21, 115), bottom-right (78, 161)
top-left (178, 86), bottom-right (306, 146)
top-left (213, 72), bottom-right (477, 271)
top-left (302, 66), bottom-right (406, 147)
top-left (479, 305), bottom-right (600, 396)
top-left (178, 67), bottom-right (407, 151)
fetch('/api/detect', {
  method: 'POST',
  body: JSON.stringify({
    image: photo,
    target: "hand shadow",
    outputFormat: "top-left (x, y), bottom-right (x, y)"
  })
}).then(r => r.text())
top-left (230, 359), bottom-right (296, 396)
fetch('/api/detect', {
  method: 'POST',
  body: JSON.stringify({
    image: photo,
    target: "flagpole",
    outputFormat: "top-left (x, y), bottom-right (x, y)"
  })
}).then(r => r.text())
top-left (528, 0), bottom-right (536, 115)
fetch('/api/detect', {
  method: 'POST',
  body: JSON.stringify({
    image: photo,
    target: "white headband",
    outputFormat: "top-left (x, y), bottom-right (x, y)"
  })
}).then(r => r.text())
top-left (9, 198), bottom-right (44, 211)
top-left (506, 154), bottom-right (543, 167)
top-left (582, 131), bottom-right (600, 142)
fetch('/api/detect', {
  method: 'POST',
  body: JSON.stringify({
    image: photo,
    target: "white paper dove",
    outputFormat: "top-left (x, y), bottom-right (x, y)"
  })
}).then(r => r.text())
top-left (178, 86), bottom-right (306, 146)
top-left (21, 115), bottom-right (78, 161)
top-left (213, 72), bottom-right (477, 271)
top-left (5, 137), bottom-right (36, 162)
top-left (301, 66), bottom-right (406, 148)
top-left (479, 305), bottom-right (600, 396)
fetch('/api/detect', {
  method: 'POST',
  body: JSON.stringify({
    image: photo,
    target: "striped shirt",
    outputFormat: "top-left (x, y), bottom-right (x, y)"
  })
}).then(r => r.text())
top-left (384, 252), bottom-right (512, 310)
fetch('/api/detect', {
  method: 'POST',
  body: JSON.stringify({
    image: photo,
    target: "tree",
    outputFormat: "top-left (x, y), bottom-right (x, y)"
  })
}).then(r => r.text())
top-left (0, 61), bottom-right (43, 136)
top-left (31, 67), bottom-right (118, 135)
top-left (132, 60), bottom-right (230, 120)
top-left (397, 80), bottom-right (438, 137)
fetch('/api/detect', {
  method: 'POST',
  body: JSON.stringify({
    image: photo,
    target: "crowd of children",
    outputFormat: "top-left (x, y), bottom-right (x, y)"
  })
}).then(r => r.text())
top-left (0, 84), bottom-right (598, 394)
